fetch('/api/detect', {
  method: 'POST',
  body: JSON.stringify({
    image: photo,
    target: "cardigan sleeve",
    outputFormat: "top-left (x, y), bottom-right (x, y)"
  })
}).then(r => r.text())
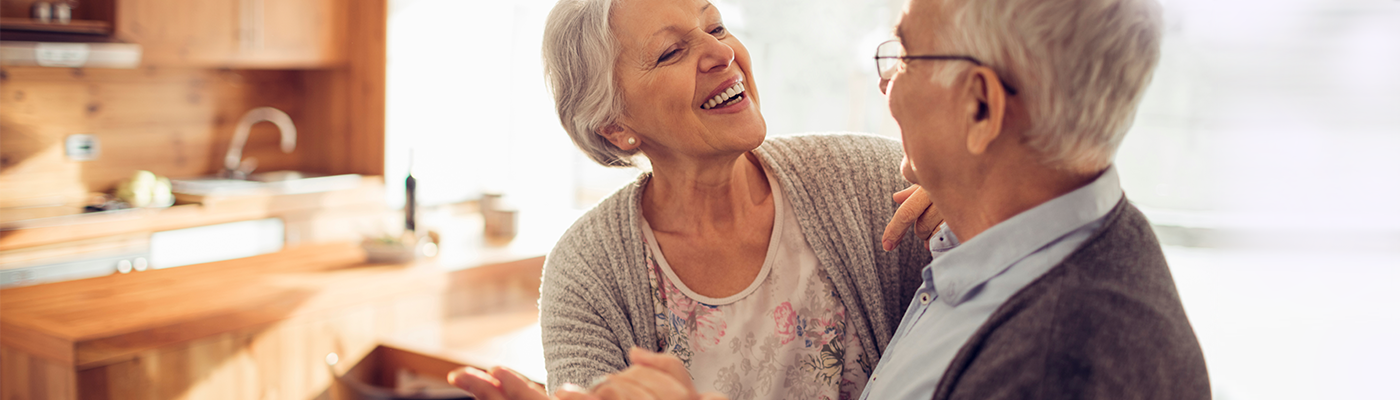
top-left (538, 243), bottom-right (631, 393)
top-left (537, 177), bottom-right (656, 394)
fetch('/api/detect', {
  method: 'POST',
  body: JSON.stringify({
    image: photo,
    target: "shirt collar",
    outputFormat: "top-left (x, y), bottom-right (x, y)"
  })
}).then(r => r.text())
top-left (925, 166), bottom-right (1124, 305)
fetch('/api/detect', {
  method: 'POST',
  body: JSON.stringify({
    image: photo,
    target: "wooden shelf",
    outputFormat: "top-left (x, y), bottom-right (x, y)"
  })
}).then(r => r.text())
top-left (0, 17), bottom-right (111, 35)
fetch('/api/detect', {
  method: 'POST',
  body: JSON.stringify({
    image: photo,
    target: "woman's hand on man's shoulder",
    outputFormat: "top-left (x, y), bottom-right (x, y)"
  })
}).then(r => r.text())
top-left (882, 185), bottom-right (943, 251)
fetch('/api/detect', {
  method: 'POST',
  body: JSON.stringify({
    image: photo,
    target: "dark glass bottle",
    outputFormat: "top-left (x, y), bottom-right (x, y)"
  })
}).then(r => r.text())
top-left (405, 153), bottom-right (417, 233)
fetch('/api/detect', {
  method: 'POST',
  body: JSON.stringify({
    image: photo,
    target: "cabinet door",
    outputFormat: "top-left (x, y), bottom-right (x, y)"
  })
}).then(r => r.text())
top-left (240, 0), bottom-right (345, 68)
top-left (117, 0), bottom-right (344, 68)
top-left (117, 0), bottom-right (240, 66)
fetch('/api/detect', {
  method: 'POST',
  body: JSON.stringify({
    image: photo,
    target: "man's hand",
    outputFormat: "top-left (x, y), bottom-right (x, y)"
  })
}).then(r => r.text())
top-left (555, 348), bottom-right (729, 400)
top-left (882, 185), bottom-right (944, 251)
top-left (448, 365), bottom-right (548, 400)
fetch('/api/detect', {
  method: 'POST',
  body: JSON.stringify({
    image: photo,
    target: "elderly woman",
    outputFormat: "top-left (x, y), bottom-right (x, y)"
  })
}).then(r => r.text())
top-left (450, 0), bottom-right (935, 398)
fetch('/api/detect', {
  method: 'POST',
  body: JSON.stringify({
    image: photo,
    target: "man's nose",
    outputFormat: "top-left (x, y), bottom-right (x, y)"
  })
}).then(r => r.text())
top-left (879, 77), bottom-right (891, 95)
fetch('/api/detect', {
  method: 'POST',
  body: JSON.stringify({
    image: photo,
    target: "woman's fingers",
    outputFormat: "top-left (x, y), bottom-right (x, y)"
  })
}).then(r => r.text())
top-left (914, 206), bottom-right (944, 241)
top-left (554, 349), bottom-right (730, 400)
top-left (448, 367), bottom-right (507, 400)
top-left (883, 185), bottom-right (933, 251)
top-left (892, 185), bottom-right (918, 204)
top-left (904, 187), bottom-right (943, 241)
top-left (627, 348), bottom-right (691, 385)
top-left (590, 373), bottom-right (661, 400)
top-left (594, 367), bottom-right (696, 400)
top-left (556, 383), bottom-right (603, 400)
top-left (577, 349), bottom-right (699, 400)
top-left (489, 366), bottom-right (549, 400)
top-left (446, 366), bottom-right (547, 400)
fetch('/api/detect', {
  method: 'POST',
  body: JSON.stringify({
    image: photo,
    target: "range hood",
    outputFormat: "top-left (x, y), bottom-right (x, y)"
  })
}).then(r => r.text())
top-left (0, 41), bottom-right (141, 68)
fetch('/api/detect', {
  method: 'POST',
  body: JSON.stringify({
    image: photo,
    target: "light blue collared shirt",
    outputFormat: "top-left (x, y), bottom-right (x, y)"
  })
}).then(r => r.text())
top-left (859, 166), bottom-right (1124, 400)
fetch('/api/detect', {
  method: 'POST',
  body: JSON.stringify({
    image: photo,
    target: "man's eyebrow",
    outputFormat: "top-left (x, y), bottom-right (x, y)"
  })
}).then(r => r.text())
top-left (894, 23), bottom-right (906, 42)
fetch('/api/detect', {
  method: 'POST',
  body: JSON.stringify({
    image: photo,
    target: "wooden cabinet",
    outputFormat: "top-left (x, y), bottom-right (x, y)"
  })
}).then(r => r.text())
top-left (115, 0), bottom-right (235, 65)
top-left (4, 0), bottom-right (342, 67)
top-left (242, 0), bottom-right (344, 67)
top-left (74, 290), bottom-right (446, 400)
top-left (117, 0), bottom-right (345, 68)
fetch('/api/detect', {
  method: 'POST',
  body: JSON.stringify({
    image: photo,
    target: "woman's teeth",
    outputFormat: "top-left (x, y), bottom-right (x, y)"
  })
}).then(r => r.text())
top-left (702, 81), bottom-right (746, 110)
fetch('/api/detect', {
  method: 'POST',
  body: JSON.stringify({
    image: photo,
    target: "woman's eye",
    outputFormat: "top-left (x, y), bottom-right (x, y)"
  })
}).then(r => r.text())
top-left (658, 48), bottom-right (681, 63)
top-left (710, 25), bottom-right (727, 36)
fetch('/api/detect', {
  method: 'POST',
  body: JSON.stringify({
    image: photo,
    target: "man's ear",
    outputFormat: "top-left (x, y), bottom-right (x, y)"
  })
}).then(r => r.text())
top-left (964, 66), bottom-right (1006, 155)
top-left (596, 123), bottom-right (638, 150)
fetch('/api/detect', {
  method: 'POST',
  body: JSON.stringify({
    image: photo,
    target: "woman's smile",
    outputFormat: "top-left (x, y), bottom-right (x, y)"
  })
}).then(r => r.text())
top-left (699, 76), bottom-right (750, 113)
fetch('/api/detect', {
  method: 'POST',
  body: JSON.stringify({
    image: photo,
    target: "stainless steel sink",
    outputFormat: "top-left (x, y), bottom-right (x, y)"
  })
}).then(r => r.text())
top-left (174, 108), bottom-right (363, 197)
top-left (171, 171), bottom-right (362, 196)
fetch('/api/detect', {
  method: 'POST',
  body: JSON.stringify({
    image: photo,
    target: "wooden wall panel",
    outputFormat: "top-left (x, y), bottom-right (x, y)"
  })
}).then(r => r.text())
top-left (0, 67), bottom-right (307, 211)
top-left (298, 0), bottom-right (385, 177)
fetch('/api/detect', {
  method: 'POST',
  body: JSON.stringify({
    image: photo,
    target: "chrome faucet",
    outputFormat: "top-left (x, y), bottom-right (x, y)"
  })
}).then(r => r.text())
top-left (223, 107), bottom-right (296, 179)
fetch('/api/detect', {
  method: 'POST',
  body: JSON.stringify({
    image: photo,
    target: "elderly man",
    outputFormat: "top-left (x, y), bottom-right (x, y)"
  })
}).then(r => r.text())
top-left (453, 0), bottom-right (1210, 398)
top-left (858, 0), bottom-right (1211, 397)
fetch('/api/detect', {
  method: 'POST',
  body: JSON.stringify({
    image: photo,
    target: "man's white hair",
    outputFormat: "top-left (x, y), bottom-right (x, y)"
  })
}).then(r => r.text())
top-left (934, 0), bottom-right (1163, 173)
top-left (543, 0), bottom-right (636, 167)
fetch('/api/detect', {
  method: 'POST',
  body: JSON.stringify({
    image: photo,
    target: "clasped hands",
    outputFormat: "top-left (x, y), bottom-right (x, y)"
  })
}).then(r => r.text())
top-left (448, 348), bottom-right (728, 400)
top-left (447, 185), bottom-right (940, 400)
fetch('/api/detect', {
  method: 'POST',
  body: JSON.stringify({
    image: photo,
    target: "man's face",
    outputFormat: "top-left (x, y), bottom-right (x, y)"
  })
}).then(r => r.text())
top-left (887, 0), bottom-right (967, 190)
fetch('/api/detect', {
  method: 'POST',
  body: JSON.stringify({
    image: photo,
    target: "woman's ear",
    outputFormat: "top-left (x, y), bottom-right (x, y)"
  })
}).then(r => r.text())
top-left (964, 66), bottom-right (1006, 155)
top-left (597, 123), bottom-right (639, 150)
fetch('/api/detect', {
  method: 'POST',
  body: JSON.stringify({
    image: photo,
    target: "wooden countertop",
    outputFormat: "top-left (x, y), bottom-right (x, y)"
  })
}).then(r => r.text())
top-left (0, 176), bottom-right (387, 251)
top-left (0, 242), bottom-right (527, 370)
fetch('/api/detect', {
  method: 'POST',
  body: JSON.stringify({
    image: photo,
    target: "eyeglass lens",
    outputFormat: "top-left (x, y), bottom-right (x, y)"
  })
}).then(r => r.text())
top-left (876, 40), bottom-right (905, 80)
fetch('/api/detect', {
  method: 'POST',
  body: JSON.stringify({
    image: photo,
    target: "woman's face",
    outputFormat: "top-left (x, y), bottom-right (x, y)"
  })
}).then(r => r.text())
top-left (608, 0), bottom-right (765, 163)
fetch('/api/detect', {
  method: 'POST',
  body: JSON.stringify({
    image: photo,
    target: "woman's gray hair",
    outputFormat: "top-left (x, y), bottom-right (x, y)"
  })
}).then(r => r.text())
top-left (934, 0), bottom-right (1163, 173)
top-left (542, 0), bottom-right (635, 167)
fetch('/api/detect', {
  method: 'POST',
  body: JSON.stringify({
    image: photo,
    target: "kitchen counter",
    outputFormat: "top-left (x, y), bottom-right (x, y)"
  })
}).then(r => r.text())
top-left (4, 242), bottom-right (442, 369)
top-left (0, 237), bottom-right (555, 399)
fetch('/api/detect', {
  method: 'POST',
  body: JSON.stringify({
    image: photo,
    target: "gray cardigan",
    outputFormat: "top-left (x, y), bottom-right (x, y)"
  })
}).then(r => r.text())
top-left (539, 133), bottom-right (932, 392)
top-left (931, 199), bottom-right (1211, 400)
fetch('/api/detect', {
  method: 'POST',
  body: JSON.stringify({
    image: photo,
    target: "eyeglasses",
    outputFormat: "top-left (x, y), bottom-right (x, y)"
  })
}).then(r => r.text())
top-left (873, 39), bottom-right (1018, 95)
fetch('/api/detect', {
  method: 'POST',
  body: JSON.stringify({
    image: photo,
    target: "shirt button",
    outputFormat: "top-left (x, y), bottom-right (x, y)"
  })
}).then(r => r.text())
top-left (919, 292), bottom-right (932, 304)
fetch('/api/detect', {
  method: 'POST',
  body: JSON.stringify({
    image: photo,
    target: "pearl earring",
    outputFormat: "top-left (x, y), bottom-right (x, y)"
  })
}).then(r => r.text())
top-left (627, 137), bottom-right (637, 145)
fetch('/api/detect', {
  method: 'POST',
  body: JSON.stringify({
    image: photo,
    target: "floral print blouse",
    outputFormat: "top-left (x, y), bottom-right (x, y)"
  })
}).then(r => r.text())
top-left (639, 169), bottom-right (870, 400)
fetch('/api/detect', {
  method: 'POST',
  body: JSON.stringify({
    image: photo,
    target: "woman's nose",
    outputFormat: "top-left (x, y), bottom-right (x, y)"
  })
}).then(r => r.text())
top-left (698, 36), bottom-right (735, 73)
top-left (879, 77), bottom-right (891, 95)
